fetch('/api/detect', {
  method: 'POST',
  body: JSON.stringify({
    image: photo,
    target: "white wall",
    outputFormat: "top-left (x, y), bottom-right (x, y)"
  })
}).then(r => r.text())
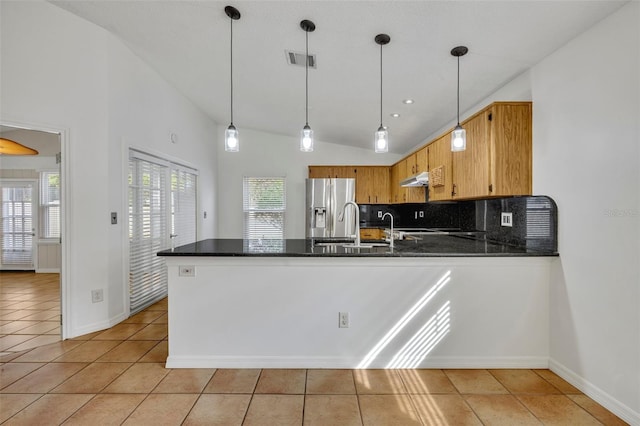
top-left (216, 126), bottom-right (401, 238)
top-left (167, 257), bottom-right (550, 369)
top-left (1, 1), bottom-right (217, 338)
top-left (531, 2), bottom-right (640, 422)
top-left (106, 36), bottom-right (217, 324)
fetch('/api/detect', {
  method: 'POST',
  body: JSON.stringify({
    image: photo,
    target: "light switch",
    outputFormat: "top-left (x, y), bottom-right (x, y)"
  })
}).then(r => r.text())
top-left (110, 212), bottom-right (117, 225)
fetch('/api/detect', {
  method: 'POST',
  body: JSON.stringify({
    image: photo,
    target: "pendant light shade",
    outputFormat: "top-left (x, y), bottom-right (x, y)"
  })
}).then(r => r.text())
top-left (224, 6), bottom-right (241, 152)
top-left (300, 19), bottom-right (315, 152)
top-left (0, 138), bottom-right (39, 155)
top-left (451, 45), bottom-right (468, 152)
top-left (374, 34), bottom-right (390, 153)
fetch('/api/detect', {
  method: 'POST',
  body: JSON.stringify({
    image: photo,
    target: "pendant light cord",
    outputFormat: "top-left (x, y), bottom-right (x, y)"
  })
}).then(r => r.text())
top-left (305, 29), bottom-right (309, 126)
top-left (456, 55), bottom-right (460, 126)
top-left (379, 43), bottom-right (383, 127)
top-left (230, 16), bottom-right (234, 125)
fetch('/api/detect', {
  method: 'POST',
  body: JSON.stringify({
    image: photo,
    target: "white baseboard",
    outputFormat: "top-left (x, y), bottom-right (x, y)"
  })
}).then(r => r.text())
top-left (67, 311), bottom-right (128, 339)
top-left (549, 358), bottom-right (640, 425)
top-left (166, 355), bottom-right (549, 370)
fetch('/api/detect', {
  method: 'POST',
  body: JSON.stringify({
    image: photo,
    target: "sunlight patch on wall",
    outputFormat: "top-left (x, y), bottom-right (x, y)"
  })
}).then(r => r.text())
top-left (357, 270), bottom-right (451, 369)
top-left (386, 301), bottom-right (450, 369)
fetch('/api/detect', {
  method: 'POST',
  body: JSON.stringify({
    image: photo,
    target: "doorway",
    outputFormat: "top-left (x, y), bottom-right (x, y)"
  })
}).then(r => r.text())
top-left (0, 123), bottom-right (64, 347)
top-left (0, 180), bottom-right (37, 269)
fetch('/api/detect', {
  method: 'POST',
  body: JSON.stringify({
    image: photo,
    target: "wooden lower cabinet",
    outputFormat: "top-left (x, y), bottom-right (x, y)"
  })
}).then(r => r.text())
top-left (360, 228), bottom-right (385, 241)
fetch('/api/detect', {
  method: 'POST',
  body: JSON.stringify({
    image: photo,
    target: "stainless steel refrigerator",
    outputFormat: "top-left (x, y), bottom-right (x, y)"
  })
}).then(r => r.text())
top-left (306, 178), bottom-right (356, 240)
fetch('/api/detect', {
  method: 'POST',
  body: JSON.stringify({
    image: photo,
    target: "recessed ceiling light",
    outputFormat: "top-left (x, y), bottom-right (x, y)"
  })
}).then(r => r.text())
top-left (390, 113), bottom-right (400, 118)
top-left (403, 99), bottom-right (414, 104)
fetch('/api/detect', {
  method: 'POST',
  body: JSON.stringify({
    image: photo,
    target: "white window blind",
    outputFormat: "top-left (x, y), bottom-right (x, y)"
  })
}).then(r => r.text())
top-left (39, 171), bottom-right (60, 239)
top-left (128, 149), bottom-right (198, 315)
top-left (129, 153), bottom-right (169, 314)
top-left (1, 182), bottom-right (35, 268)
top-left (243, 177), bottom-right (285, 244)
top-left (171, 166), bottom-right (197, 248)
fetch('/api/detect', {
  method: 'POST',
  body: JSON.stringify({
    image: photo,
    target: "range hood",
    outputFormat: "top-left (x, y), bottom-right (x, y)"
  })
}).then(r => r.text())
top-left (400, 171), bottom-right (429, 187)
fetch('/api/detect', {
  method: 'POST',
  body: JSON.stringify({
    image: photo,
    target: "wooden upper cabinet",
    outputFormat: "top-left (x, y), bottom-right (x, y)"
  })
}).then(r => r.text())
top-left (371, 166), bottom-right (391, 204)
top-left (489, 102), bottom-right (532, 196)
top-left (450, 102), bottom-right (532, 200)
top-left (426, 135), bottom-right (453, 201)
top-left (390, 162), bottom-right (404, 204)
top-left (308, 166), bottom-right (356, 179)
top-left (452, 109), bottom-right (491, 199)
top-left (354, 166), bottom-right (390, 204)
top-left (406, 147), bottom-right (428, 176)
top-left (308, 101), bottom-right (531, 204)
top-left (309, 166), bottom-right (390, 205)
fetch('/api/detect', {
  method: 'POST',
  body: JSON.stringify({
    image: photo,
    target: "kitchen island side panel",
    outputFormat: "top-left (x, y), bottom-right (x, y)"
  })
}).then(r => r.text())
top-left (166, 257), bottom-right (551, 368)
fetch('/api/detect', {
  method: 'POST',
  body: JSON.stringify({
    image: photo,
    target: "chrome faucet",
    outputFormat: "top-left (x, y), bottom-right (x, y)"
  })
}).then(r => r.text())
top-left (342, 201), bottom-right (361, 246)
top-left (382, 212), bottom-right (394, 249)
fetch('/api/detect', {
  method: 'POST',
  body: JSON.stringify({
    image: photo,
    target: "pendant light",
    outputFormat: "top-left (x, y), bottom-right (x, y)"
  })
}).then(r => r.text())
top-left (224, 6), bottom-right (241, 152)
top-left (374, 34), bottom-right (390, 153)
top-left (300, 20), bottom-right (316, 152)
top-left (0, 138), bottom-right (38, 155)
top-left (450, 45), bottom-right (468, 152)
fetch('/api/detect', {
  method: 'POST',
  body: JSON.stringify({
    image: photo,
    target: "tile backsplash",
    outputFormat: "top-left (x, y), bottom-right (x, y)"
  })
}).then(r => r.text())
top-left (360, 195), bottom-right (558, 253)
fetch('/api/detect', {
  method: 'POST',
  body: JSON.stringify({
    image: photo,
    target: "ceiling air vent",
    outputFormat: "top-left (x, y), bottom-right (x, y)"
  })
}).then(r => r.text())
top-left (285, 50), bottom-right (317, 69)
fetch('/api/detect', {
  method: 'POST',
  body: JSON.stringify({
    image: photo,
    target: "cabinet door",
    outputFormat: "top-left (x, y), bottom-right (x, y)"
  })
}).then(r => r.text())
top-left (490, 103), bottom-right (532, 196)
top-left (308, 166), bottom-right (356, 179)
top-left (452, 109), bottom-right (491, 199)
top-left (427, 135), bottom-right (453, 201)
top-left (355, 167), bottom-right (374, 204)
top-left (416, 147), bottom-right (428, 173)
top-left (308, 166), bottom-right (332, 178)
top-left (371, 166), bottom-right (390, 204)
top-left (390, 162), bottom-right (402, 203)
top-left (396, 159), bottom-right (408, 203)
top-left (360, 228), bottom-right (384, 240)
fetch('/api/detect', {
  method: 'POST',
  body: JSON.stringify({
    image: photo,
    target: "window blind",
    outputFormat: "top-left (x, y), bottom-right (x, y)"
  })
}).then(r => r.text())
top-left (171, 166), bottom-right (197, 248)
top-left (39, 171), bottom-right (60, 239)
top-left (128, 155), bottom-right (168, 314)
top-left (1, 182), bottom-right (35, 268)
top-left (243, 177), bottom-right (285, 242)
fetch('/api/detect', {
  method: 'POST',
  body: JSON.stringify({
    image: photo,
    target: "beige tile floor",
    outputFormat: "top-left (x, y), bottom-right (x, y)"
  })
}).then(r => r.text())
top-left (0, 272), bottom-right (61, 356)
top-left (0, 273), bottom-right (629, 425)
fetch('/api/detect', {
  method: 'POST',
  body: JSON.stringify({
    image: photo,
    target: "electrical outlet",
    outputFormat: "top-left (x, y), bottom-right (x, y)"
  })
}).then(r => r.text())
top-left (501, 212), bottom-right (513, 227)
top-left (91, 289), bottom-right (103, 303)
top-left (419, 211), bottom-right (424, 218)
top-left (377, 211), bottom-right (383, 218)
top-left (110, 212), bottom-right (117, 225)
top-left (339, 312), bottom-right (350, 328)
top-left (179, 266), bottom-right (196, 277)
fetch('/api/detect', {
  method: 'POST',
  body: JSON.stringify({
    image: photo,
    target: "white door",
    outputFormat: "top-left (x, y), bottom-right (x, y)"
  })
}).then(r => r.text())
top-left (1, 180), bottom-right (37, 270)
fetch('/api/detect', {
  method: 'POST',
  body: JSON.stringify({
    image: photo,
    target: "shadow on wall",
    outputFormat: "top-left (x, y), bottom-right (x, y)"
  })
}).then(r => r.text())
top-left (547, 259), bottom-right (582, 380)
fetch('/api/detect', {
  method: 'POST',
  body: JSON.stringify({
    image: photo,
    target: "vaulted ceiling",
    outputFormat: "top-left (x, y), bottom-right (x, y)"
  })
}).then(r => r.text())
top-left (51, 1), bottom-right (626, 154)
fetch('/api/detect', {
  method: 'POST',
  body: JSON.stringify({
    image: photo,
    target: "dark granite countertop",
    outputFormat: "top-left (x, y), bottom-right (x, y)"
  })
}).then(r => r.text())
top-left (158, 236), bottom-right (558, 258)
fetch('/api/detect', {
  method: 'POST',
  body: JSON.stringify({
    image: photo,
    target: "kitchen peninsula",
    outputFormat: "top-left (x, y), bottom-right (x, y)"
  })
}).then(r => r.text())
top-left (159, 210), bottom-right (558, 369)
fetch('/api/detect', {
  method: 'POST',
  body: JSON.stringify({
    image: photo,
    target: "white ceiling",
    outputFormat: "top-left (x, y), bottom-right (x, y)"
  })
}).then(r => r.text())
top-left (51, 0), bottom-right (626, 154)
